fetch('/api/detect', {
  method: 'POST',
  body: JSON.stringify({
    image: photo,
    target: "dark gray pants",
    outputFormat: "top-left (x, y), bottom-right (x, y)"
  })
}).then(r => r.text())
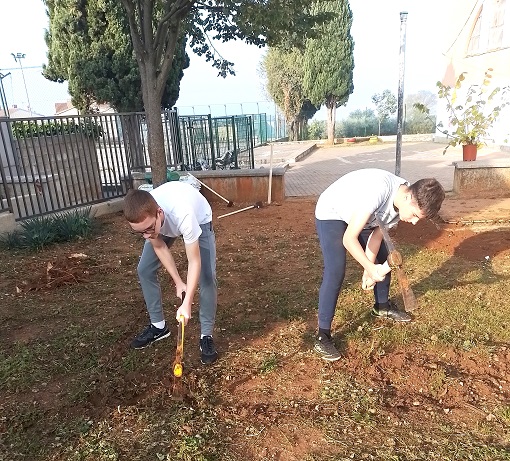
top-left (137, 222), bottom-right (217, 336)
top-left (315, 219), bottom-right (390, 330)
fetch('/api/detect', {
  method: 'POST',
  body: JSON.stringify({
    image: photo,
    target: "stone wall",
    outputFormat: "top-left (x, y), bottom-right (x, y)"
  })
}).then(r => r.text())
top-left (453, 159), bottom-right (510, 198)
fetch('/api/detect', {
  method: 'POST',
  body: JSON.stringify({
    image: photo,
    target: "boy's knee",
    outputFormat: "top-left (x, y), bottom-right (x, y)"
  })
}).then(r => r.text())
top-left (137, 261), bottom-right (152, 279)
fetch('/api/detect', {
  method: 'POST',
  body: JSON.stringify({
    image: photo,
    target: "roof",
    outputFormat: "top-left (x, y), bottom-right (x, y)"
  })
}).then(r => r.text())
top-left (0, 106), bottom-right (45, 118)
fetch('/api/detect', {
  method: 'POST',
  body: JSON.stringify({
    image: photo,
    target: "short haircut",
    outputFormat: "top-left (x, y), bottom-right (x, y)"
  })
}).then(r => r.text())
top-left (123, 189), bottom-right (158, 223)
top-left (408, 178), bottom-right (445, 219)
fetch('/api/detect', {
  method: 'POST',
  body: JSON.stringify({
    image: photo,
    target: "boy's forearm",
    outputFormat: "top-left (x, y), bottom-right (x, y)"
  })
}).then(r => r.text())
top-left (344, 236), bottom-right (375, 271)
top-left (183, 241), bottom-right (201, 302)
top-left (152, 243), bottom-right (182, 285)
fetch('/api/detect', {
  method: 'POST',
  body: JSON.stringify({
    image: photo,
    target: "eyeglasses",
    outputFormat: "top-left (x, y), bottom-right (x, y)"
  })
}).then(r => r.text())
top-left (133, 212), bottom-right (159, 236)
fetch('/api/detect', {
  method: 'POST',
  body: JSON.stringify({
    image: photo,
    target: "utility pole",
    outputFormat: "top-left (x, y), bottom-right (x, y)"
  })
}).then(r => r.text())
top-left (0, 73), bottom-right (11, 117)
top-left (395, 12), bottom-right (408, 176)
top-left (11, 52), bottom-right (33, 117)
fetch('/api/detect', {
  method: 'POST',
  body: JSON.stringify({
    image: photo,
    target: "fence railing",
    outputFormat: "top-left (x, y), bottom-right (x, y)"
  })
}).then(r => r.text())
top-left (0, 109), bottom-right (286, 221)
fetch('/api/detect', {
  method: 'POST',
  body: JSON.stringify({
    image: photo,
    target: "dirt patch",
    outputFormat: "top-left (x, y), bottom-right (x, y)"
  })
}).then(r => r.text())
top-left (1, 198), bottom-right (510, 460)
top-left (393, 219), bottom-right (510, 261)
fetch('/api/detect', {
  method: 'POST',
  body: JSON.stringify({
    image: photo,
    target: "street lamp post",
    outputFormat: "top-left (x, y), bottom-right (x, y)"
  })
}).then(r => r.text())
top-left (0, 72), bottom-right (11, 117)
top-left (12, 52), bottom-right (33, 117)
top-left (395, 12), bottom-right (408, 176)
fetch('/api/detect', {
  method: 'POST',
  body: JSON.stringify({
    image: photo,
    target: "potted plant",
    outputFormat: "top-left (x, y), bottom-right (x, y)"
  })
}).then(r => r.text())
top-left (414, 68), bottom-right (509, 161)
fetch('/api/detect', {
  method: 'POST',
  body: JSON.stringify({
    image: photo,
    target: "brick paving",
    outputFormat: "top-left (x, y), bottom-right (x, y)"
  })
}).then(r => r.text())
top-left (254, 141), bottom-right (510, 224)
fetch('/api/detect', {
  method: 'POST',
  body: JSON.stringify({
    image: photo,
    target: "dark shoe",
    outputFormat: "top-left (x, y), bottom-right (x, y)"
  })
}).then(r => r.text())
top-left (131, 324), bottom-right (170, 349)
top-left (314, 334), bottom-right (342, 362)
top-left (372, 302), bottom-right (412, 322)
top-left (200, 336), bottom-right (218, 364)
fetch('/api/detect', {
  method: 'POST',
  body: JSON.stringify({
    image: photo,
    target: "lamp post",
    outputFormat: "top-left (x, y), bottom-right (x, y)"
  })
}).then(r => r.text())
top-left (11, 52), bottom-right (33, 117)
top-left (0, 72), bottom-right (11, 117)
top-left (395, 12), bottom-right (408, 176)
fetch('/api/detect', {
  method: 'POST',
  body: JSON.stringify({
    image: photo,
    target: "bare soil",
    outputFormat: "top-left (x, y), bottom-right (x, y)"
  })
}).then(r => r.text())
top-left (1, 198), bottom-right (509, 460)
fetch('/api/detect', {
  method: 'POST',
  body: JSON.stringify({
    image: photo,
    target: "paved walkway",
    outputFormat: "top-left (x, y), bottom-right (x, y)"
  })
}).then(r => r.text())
top-left (254, 141), bottom-right (510, 224)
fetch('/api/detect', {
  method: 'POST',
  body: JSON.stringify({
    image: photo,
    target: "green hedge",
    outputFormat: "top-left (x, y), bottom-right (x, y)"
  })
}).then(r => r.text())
top-left (11, 119), bottom-right (103, 139)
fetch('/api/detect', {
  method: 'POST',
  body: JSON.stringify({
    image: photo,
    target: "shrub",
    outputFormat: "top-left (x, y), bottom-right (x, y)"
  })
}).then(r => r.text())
top-left (11, 119), bottom-right (103, 139)
top-left (0, 207), bottom-right (96, 251)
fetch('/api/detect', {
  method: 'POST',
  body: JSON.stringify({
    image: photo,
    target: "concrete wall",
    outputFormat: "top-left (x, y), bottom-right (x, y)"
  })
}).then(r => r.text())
top-left (453, 159), bottom-right (510, 197)
top-left (187, 168), bottom-right (286, 204)
top-left (130, 168), bottom-right (286, 204)
top-left (14, 134), bottom-right (102, 207)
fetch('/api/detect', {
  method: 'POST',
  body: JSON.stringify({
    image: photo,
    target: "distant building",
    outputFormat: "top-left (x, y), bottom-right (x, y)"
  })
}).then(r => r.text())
top-left (0, 105), bottom-right (45, 118)
top-left (54, 100), bottom-right (115, 116)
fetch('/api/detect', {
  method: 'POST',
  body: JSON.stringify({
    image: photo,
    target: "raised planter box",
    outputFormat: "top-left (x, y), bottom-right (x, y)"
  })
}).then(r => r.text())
top-left (131, 167), bottom-right (286, 203)
top-left (453, 159), bottom-right (510, 197)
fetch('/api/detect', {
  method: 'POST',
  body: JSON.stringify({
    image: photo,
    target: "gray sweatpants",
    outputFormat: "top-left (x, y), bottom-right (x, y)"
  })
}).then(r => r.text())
top-left (137, 222), bottom-right (217, 336)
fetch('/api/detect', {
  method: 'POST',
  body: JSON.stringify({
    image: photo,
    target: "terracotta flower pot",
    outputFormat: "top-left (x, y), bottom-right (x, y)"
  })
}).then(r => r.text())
top-left (462, 144), bottom-right (477, 161)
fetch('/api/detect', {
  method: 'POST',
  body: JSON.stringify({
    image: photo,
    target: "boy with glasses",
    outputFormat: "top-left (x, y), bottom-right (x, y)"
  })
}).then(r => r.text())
top-left (123, 181), bottom-right (218, 364)
top-left (314, 169), bottom-right (445, 362)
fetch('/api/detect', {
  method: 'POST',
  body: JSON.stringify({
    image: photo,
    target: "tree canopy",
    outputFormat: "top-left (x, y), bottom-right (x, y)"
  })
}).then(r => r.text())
top-left (43, 0), bottom-right (189, 113)
top-left (263, 48), bottom-right (317, 141)
top-left (43, 0), bottom-right (328, 185)
top-left (371, 90), bottom-right (397, 136)
top-left (404, 91), bottom-right (437, 134)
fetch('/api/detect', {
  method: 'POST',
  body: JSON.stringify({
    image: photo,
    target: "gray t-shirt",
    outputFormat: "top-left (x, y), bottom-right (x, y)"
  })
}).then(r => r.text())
top-left (315, 169), bottom-right (408, 229)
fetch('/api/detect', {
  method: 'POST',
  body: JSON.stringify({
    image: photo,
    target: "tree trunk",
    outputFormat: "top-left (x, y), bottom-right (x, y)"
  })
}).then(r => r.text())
top-left (378, 119), bottom-right (381, 136)
top-left (141, 61), bottom-right (167, 187)
top-left (326, 103), bottom-right (336, 145)
top-left (297, 119), bottom-right (303, 141)
top-left (121, 114), bottom-right (144, 170)
top-left (289, 118), bottom-right (299, 141)
top-left (145, 95), bottom-right (167, 187)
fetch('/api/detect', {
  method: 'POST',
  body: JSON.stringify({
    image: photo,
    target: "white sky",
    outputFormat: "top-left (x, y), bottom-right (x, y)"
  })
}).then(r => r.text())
top-left (0, 0), bottom-right (449, 118)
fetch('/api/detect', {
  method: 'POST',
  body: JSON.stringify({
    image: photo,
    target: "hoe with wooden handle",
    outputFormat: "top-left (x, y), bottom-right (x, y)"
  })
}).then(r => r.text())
top-left (171, 293), bottom-right (186, 401)
top-left (187, 173), bottom-right (234, 207)
top-left (375, 216), bottom-right (418, 312)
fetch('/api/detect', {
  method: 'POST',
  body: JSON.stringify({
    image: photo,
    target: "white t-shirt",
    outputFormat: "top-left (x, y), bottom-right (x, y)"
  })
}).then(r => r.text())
top-left (150, 181), bottom-right (212, 244)
top-left (315, 169), bottom-right (408, 229)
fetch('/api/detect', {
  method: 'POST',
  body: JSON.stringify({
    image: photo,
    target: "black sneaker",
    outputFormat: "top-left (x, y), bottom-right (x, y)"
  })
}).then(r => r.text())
top-left (314, 334), bottom-right (342, 362)
top-left (372, 302), bottom-right (412, 322)
top-left (200, 336), bottom-right (218, 364)
top-left (130, 324), bottom-right (170, 349)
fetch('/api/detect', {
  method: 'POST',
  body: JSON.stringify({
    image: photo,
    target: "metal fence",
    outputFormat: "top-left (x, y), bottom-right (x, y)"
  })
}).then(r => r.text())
top-left (178, 115), bottom-right (255, 171)
top-left (0, 109), bottom-right (285, 221)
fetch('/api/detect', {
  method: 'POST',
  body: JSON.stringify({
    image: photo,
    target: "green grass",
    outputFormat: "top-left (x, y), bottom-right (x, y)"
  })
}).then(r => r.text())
top-left (2, 211), bottom-right (510, 461)
top-left (259, 353), bottom-right (278, 373)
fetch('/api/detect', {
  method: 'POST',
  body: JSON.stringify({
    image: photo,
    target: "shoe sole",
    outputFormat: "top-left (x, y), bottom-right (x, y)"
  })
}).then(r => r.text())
top-left (200, 348), bottom-right (218, 365)
top-left (313, 345), bottom-right (342, 362)
top-left (132, 331), bottom-right (171, 349)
